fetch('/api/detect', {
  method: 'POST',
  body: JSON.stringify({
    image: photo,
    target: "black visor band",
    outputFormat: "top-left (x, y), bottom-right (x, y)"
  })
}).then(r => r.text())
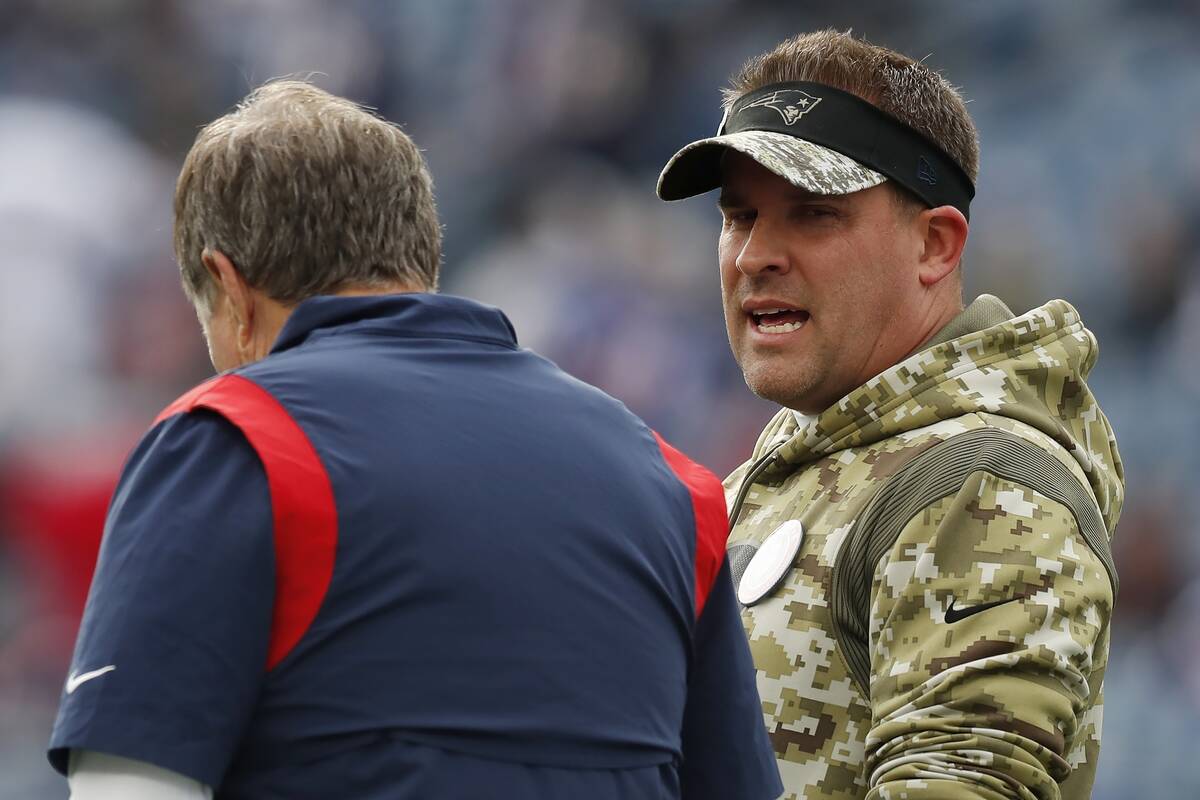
top-left (721, 81), bottom-right (975, 219)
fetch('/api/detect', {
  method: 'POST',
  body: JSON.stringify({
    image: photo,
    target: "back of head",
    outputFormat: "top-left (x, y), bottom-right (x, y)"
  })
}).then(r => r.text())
top-left (725, 29), bottom-right (979, 187)
top-left (174, 80), bottom-right (442, 311)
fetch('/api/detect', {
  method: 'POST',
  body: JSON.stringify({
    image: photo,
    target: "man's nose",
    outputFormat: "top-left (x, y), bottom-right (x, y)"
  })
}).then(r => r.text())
top-left (735, 221), bottom-right (789, 276)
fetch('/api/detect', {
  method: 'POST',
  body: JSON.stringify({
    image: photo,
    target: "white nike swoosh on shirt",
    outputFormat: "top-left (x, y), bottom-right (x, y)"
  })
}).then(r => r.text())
top-left (66, 665), bottom-right (116, 694)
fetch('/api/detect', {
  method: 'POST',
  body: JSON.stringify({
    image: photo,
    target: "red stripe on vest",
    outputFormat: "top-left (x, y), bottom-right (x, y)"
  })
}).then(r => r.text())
top-left (155, 374), bottom-right (338, 670)
top-left (652, 432), bottom-right (729, 618)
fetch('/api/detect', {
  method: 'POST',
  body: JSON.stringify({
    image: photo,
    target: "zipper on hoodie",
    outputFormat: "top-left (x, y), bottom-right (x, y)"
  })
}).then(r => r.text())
top-left (727, 442), bottom-right (787, 527)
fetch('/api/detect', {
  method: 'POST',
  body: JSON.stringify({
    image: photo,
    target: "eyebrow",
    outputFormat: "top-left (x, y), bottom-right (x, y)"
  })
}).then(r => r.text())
top-left (716, 191), bottom-right (744, 210)
top-left (717, 186), bottom-right (839, 209)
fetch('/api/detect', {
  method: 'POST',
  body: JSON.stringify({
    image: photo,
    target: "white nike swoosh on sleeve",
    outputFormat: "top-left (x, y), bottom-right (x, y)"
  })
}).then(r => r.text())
top-left (66, 665), bottom-right (116, 694)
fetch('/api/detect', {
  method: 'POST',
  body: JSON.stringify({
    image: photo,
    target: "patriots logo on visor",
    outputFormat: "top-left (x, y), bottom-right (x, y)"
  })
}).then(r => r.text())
top-left (742, 89), bottom-right (822, 125)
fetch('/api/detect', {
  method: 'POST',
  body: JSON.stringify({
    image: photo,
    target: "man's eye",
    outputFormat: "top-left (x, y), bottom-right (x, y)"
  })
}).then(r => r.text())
top-left (800, 206), bottom-right (837, 218)
top-left (722, 210), bottom-right (755, 225)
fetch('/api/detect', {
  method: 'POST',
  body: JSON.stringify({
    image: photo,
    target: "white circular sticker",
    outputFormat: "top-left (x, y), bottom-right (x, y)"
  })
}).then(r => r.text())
top-left (737, 520), bottom-right (804, 606)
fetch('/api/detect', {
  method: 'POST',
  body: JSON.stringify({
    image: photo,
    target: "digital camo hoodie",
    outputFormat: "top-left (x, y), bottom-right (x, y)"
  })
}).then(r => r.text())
top-left (724, 295), bottom-right (1124, 800)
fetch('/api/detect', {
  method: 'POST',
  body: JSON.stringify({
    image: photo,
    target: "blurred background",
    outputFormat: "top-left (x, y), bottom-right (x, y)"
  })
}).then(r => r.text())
top-left (1, 0), bottom-right (1197, 796)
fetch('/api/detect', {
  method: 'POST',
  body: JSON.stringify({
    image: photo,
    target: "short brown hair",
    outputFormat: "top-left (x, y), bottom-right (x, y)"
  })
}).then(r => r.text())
top-left (724, 29), bottom-right (979, 184)
top-left (174, 79), bottom-right (442, 311)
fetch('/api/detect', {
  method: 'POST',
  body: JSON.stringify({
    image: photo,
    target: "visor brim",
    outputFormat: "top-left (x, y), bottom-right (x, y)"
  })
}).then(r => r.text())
top-left (656, 130), bottom-right (886, 201)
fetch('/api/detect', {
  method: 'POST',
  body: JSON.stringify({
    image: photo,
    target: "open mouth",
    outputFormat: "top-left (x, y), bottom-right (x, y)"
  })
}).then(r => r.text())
top-left (749, 307), bottom-right (810, 334)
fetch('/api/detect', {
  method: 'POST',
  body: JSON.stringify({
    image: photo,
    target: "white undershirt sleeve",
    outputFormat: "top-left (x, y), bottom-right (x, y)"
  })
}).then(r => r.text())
top-left (68, 750), bottom-right (214, 800)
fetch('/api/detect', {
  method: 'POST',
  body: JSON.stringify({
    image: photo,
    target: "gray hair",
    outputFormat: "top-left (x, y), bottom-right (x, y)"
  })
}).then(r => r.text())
top-left (174, 79), bottom-right (442, 312)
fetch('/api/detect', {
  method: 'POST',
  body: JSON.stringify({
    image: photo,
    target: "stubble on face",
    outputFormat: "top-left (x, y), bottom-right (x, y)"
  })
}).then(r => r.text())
top-left (723, 262), bottom-right (903, 413)
top-left (717, 156), bottom-right (920, 415)
top-left (725, 287), bottom-right (891, 412)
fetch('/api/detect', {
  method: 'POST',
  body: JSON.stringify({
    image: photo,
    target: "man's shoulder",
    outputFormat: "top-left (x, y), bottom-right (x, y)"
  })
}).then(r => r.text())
top-left (970, 412), bottom-right (1095, 486)
top-left (728, 410), bottom-right (1100, 555)
top-left (150, 373), bottom-right (304, 450)
top-left (845, 414), bottom-right (1118, 608)
top-left (857, 411), bottom-right (1102, 526)
top-left (843, 411), bottom-right (1089, 497)
top-left (135, 385), bottom-right (261, 474)
top-left (729, 408), bottom-right (1083, 505)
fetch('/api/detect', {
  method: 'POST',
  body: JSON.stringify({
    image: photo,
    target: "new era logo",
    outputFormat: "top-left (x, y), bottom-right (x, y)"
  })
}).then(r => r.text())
top-left (918, 156), bottom-right (938, 185)
top-left (743, 89), bottom-right (823, 125)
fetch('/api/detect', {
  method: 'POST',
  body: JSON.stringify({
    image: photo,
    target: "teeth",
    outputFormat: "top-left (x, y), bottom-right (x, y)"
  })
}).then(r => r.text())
top-left (758, 320), bottom-right (805, 333)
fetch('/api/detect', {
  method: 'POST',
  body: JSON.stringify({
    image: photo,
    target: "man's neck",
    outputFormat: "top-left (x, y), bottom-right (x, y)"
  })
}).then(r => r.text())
top-left (919, 294), bottom-right (1015, 352)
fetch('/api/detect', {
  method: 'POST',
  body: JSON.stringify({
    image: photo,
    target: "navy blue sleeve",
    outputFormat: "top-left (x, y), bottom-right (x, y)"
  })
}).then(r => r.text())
top-left (680, 559), bottom-right (782, 800)
top-left (47, 410), bottom-right (275, 788)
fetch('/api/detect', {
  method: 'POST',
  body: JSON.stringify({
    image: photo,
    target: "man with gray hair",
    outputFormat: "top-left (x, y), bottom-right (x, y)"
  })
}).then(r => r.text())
top-left (48, 81), bottom-right (782, 800)
top-left (657, 30), bottom-right (1123, 799)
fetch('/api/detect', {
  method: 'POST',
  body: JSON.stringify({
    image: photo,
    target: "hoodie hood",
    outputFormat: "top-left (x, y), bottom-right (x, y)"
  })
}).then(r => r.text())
top-left (749, 295), bottom-right (1124, 532)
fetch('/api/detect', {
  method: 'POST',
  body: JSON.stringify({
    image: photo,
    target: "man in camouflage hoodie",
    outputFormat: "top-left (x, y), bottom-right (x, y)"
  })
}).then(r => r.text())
top-left (656, 30), bottom-right (1123, 800)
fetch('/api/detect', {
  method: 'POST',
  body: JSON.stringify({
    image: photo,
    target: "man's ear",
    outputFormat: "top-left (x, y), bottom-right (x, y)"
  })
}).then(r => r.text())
top-left (201, 249), bottom-right (255, 346)
top-left (916, 206), bottom-right (969, 287)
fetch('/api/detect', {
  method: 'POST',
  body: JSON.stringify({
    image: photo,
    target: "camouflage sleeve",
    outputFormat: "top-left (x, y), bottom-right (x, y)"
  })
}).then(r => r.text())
top-left (863, 470), bottom-right (1113, 800)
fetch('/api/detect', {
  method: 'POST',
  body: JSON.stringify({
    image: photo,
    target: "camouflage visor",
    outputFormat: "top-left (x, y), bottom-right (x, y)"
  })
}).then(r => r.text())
top-left (656, 81), bottom-right (974, 219)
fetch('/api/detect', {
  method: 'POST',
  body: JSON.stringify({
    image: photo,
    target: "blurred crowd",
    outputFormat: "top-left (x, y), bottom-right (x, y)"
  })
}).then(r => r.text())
top-left (1, 0), bottom-right (1198, 796)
